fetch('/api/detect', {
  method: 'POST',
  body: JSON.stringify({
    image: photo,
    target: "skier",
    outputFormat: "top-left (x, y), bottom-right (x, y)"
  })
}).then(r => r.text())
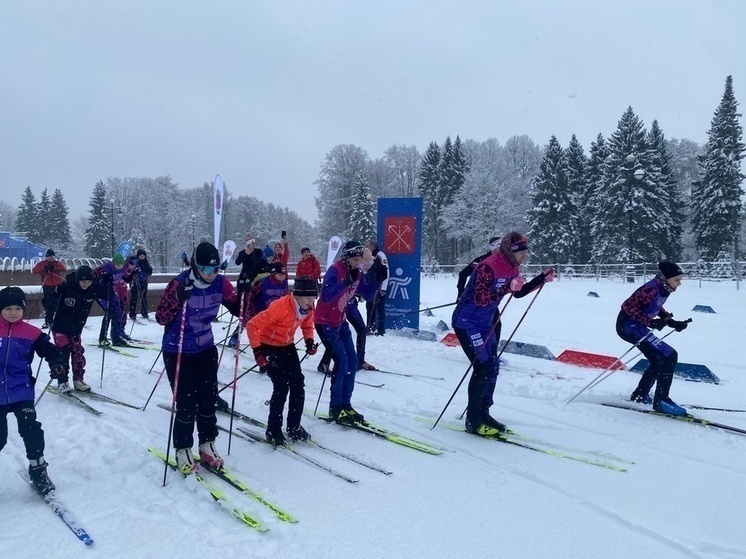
top-left (295, 247), bottom-right (322, 282)
top-left (246, 262), bottom-right (289, 320)
top-left (50, 265), bottom-right (97, 393)
top-left (229, 243), bottom-right (275, 348)
top-left (314, 240), bottom-right (377, 424)
top-left (452, 232), bottom-right (554, 436)
top-left (119, 257), bottom-right (137, 330)
top-left (247, 276), bottom-right (318, 446)
top-left (129, 249), bottom-right (153, 319)
top-left (365, 241), bottom-right (389, 336)
top-left (31, 249), bottom-right (67, 329)
top-left (456, 236), bottom-right (501, 300)
top-left (0, 286), bottom-right (66, 495)
top-left (156, 242), bottom-right (241, 474)
top-left (617, 261), bottom-right (690, 416)
top-left (93, 254), bottom-right (134, 346)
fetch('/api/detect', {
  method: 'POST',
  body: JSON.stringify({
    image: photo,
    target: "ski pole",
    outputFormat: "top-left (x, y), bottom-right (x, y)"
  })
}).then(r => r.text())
top-left (142, 365), bottom-right (167, 411)
top-left (216, 313), bottom-right (237, 369)
top-left (128, 276), bottom-right (141, 337)
top-left (145, 349), bottom-right (163, 374)
top-left (227, 293), bottom-right (244, 456)
top-left (313, 326), bottom-right (342, 416)
top-left (402, 301), bottom-right (458, 316)
top-left (566, 321), bottom-right (691, 403)
top-left (456, 284), bottom-right (545, 420)
top-left (433, 295), bottom-right (514, 430)
top-left (34, 374), bottom-right (55, 407)
top-left (162, 302), bottom-right (188, 487)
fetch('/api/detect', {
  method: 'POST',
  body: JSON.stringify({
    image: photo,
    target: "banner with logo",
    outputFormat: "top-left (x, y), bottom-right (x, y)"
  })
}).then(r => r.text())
top-left (118, 240), bottom-right (133, 258)
top-left (214, 173), bottom-right (224, 247)
top-left (222, 240), bottom-right (236, 266)
top-left (326, 236), bottom-right (343, 271)
top-left (377, 198), bottom-right (422, 331)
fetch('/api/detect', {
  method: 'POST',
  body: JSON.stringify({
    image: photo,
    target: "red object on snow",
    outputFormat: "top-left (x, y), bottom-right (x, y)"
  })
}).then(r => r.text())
top-left (555, 349), bottom-right (627, 370)
top-left (440, 333), bottom-right (460, 347)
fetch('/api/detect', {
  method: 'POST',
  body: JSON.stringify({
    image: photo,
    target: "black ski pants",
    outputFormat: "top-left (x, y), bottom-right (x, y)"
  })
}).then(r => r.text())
top-left (164, 346), bottom-right (219, 450)
top-left (0, 401), bottom-right (45, 461)
top-left (264, 344), bottom-right (306, 434)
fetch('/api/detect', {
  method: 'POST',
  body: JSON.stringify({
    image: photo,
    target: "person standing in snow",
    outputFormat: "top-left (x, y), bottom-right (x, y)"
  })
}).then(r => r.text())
top-left (247, 276), bottom-right (318, 446)
top-left (50, 265), bottom-right (97, 393)
top-left (365, 241), bottom-right (389, 336)
top-left (129, 249), bottom-right (153, 320)
top-left (314, 240), bottom-right (377, 424)
top-left (156, 242), bottom-right (241, 474)
top-left (452, 232), bottom-right (554, 437)
top-left (617, 261), bottom-right (690, 416)
top-left (235, 234), bottom-right (265, 286)
top-left (32, 249), bottom-right (67, 329)
top-left (0, 287), bottom-right (67, 495)
top-left (93, 254), bottom-right (134, 347)
top-left (295, 247), bottom-right (322, 283)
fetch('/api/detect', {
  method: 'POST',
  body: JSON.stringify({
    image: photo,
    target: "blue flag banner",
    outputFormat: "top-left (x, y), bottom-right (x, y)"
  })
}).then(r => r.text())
top-left (376, 198), bottom-right (422, 331)
top-left (118, 241), bottom-right (133, 258)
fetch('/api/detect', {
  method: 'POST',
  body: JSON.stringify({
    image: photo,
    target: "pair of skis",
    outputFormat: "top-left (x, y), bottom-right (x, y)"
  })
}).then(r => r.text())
top-left (48, 385), bottom-right (139, 415)
top-left (602, 402), bottom-right (746, 436)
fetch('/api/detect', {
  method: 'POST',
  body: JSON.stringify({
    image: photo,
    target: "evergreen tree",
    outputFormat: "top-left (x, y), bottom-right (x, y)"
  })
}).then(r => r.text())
top-left (49, 189), bottom-right (72, 250)
top-left (348, 172), bottom-right (376, 242)
top-left (36, 188), bottom-right (52, 245)
top-left (591, 107), bottom-right (649, 262)
top-left (586, 134), bottom-right (609, 263)
top-left (16, 187), bottom-right (40, 242)
top-left (646, 120), bottom-right (684, 260)
top-left (85, 180), bottom-right (111, 258)
top-left (526, 136), bottom-right (577, 263)
top-left (565, 135), bottom-right (590, 263)
top-left (314, 144), bottom-right (370, 243)
top-left (417, 141), bottom-right (441, 263)
top-left (691, 75), bottom-right (745, 259)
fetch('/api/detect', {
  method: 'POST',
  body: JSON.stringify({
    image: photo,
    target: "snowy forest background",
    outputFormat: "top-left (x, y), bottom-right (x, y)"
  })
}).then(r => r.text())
top-left (2, 75), bottom-right (743, 272)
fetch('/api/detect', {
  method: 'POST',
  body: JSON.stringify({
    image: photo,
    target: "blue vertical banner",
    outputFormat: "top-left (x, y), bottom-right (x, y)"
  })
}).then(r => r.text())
top-left (377, 197), bottom-right (422, 331)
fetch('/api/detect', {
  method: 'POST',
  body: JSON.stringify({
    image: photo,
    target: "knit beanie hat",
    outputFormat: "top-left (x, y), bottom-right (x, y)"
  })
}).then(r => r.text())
top-left (270, 262), bottom-right (287, 275)
top-left (76, 265), bottom-right (94, 281)
top-left (112, 254), bottom-right (125, 265)
top-left (262, 246), bottom-right (274, 259)
top-left (46, 248), bottom-right (55, 257)
top-left (194, 242), bottom-right (220, 267)
top-left (293, 276), bottom-right (318, 297)
top-left (658, 262), bottom-right (684, 279)
top-left (136, 249), bottom-right (146, 257)
top-left (0, 286), bottom-right (26, 311)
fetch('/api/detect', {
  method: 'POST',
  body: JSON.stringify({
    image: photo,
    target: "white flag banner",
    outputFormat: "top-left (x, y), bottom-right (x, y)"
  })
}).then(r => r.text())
top-left (222, 240), bottom-right (236, 265)
top-left (326, 236), bottom-right (343, 271)
top-left (213, 173), bottom-right (224, 247)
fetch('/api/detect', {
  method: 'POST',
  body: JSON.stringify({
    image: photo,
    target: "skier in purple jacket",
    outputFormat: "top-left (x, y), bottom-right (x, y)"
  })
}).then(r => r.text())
top-left (452, 232), bottom-right (553, 437)
top-left (156, 242), bottom-right (240, 475)
top-left (617, 261), bottom-right (689, 416)
top-left (314, 240), bottom-right (376, 424)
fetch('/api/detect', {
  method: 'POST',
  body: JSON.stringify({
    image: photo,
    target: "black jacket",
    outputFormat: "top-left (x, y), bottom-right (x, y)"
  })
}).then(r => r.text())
top-left (51, 273), bottom-right (97, 336)
top-left (236, 248), bottom-right (266, 284)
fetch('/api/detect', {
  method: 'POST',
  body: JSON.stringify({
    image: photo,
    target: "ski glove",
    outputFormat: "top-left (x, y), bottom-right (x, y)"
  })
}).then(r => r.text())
top-left (649, 318), bottom-right (667, 331)
top-left (176, 278), bottom-right (194, 302)
top-left (49, 364), bottom-right (67, 379)
top-left (305, 339), bottom-right (318, 356)
top-left (344, 268), bottom-right (360, 286)
top-left (253, 349), bottom-right (270, 368)
top-left (667, 318), bottom-right (689, 332)
top-left (541, 268), bottom-right (555, 283)
top-left (508, 277), bottom-right (526, 292)
top-left (236, 277), bottom-right (252, 293)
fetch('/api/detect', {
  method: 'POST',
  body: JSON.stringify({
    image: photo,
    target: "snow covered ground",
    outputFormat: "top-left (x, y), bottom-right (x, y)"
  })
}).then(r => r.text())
top-left (2, 275), bottom-right (746, 559)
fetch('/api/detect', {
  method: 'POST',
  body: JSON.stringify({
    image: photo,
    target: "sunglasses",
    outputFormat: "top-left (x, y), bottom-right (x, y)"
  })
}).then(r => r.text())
top-left (198, 265), bottom-right (219, 274)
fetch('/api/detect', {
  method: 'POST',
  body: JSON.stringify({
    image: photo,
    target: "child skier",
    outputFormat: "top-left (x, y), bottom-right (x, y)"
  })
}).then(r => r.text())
top-left (0, 286), bottom-right (66, 495)
top-left (314, 240), bottom-right (377, 424)
top-left (156, 242), bottom-right (241, 474)
top-left (617, 261), bottom-right (690, 416)
top-left (50, 265), bottom-right (97, 393)
top-left (247, 276), bottom-right (318, 446)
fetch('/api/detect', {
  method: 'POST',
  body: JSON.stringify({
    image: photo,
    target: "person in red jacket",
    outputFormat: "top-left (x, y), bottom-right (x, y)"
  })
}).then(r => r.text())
top-left (247, 277), bottom-right (318, 446)
top-left (295, 247), bottom-right (321, 282)
top-left (272, 231), bottom-right (290, 268)
top-left (31, 249), bottom-right (67, 328)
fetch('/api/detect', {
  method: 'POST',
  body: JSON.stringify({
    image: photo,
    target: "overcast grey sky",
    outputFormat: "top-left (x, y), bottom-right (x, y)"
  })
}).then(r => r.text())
top-left (1, 0), bottom-right (744, 225)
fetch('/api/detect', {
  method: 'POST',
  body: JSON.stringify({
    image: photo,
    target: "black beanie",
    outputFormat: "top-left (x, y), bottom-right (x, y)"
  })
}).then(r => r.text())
top-left (46, 249), bottom-right (55, 257)
top-left (0, 286), bottom-right (26, 311)
top-left (136, 249), bottom-right (146, 257)
top-left (76, 265), bottom-right (94, 281)
top-left (293, 276), bottom-right (318, 297)
top-left (658, 262), bottom-right (684, 279)
top-left (194, 242), bottom-right (220, 267)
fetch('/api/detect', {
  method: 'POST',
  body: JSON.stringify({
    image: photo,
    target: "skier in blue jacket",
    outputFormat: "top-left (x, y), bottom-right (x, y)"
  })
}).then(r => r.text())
top-left (616, 261), bottom-right (690, 416)
top-left (0, 287), bottom-right (66, 495)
